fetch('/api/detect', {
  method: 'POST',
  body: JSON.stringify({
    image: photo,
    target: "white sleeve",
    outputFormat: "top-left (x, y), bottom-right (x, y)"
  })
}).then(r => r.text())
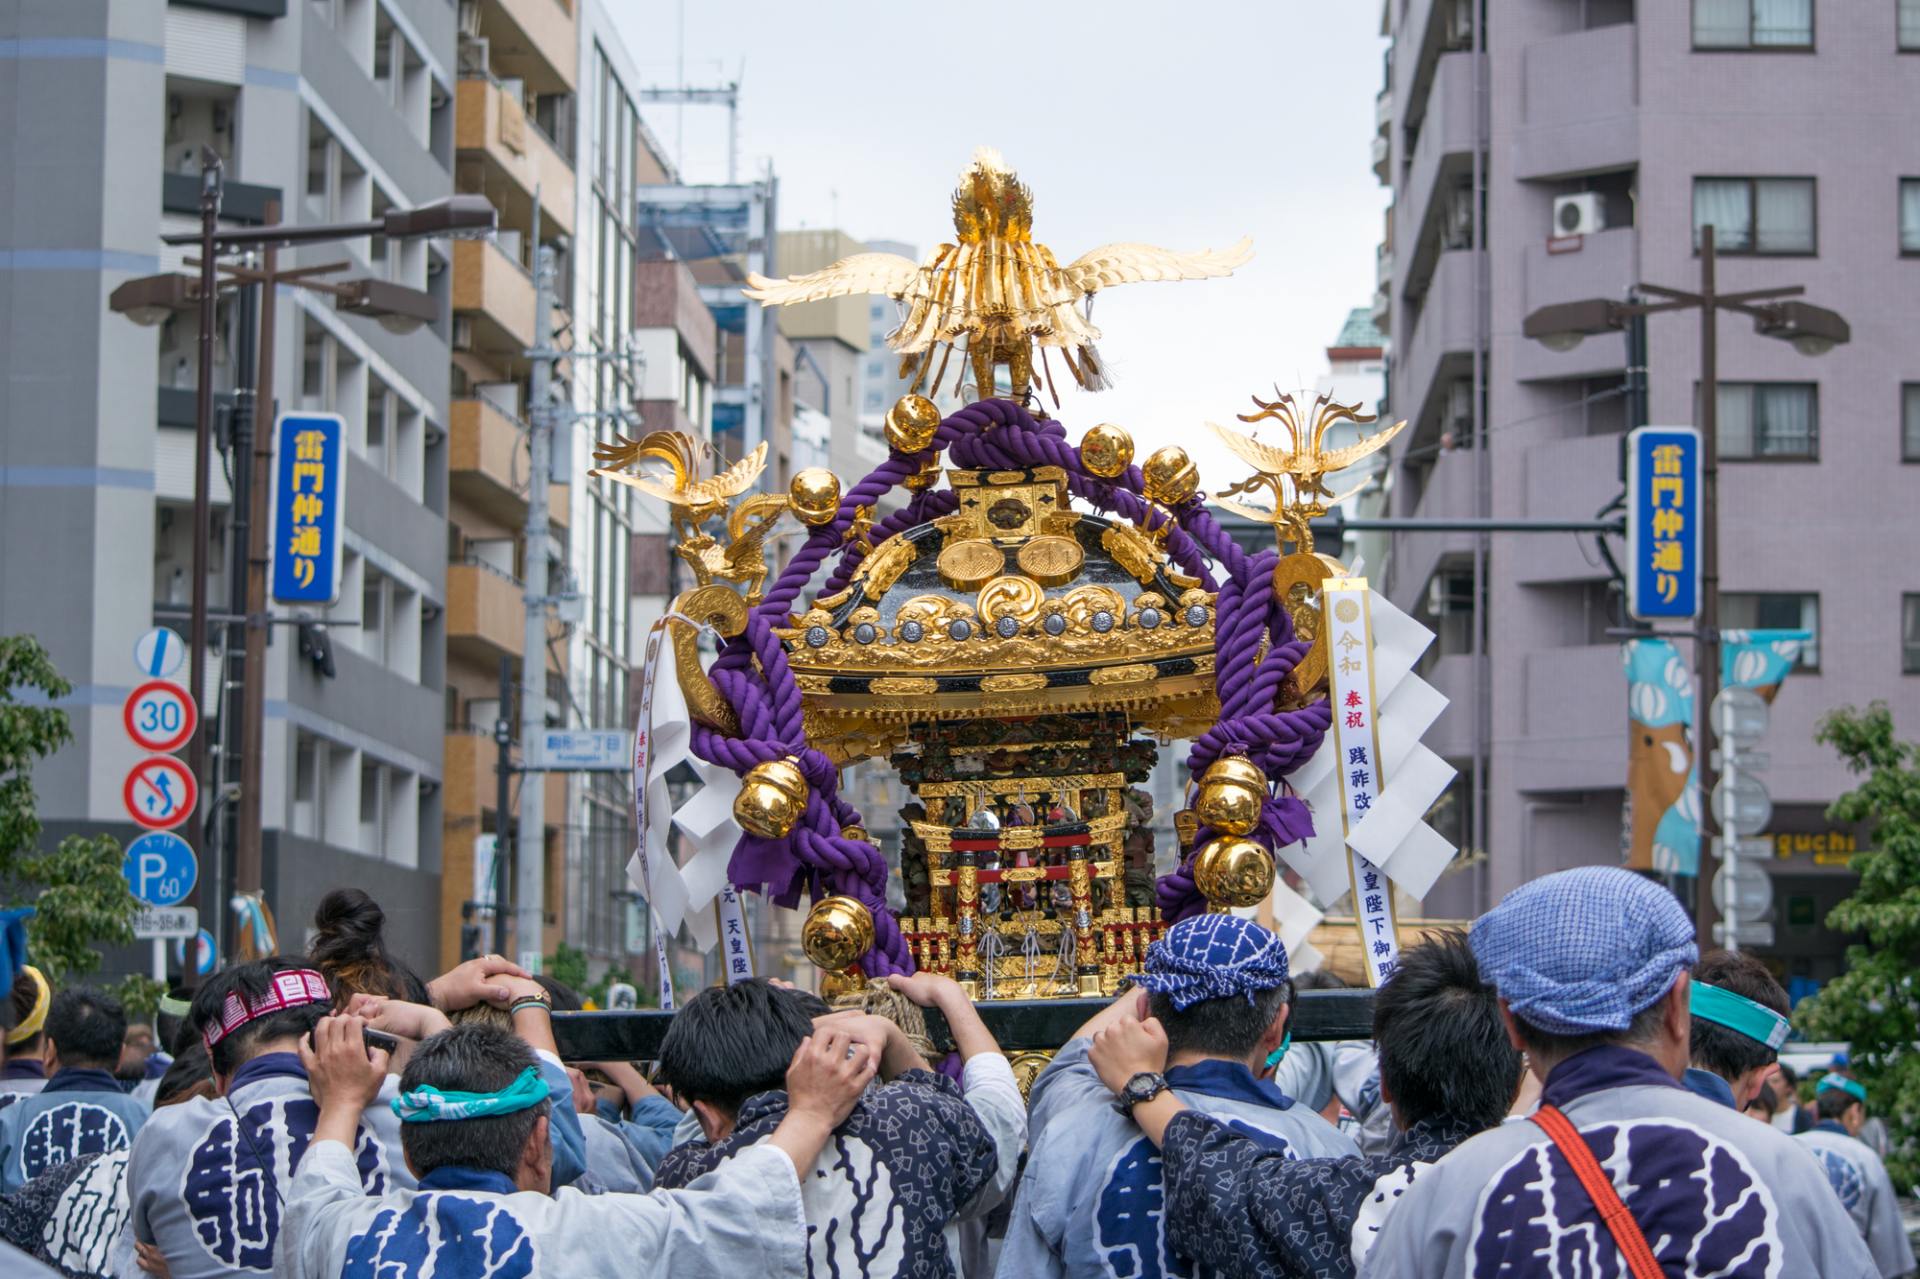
top-left (281, 1139), bottom-right (375, 1279)
top-left (579, 1142), bottom-right (808, 1279)
top-left (959, 1053), bottom-right (1027, 1216)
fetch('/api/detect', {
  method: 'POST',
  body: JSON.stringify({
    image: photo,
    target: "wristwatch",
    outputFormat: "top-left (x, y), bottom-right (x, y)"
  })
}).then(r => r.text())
top-left (1114, 1071), bottom-right (1171, 1117)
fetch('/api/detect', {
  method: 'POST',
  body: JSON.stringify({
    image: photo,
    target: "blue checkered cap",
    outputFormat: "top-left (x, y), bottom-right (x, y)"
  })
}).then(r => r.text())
top-left (1469, 866), bottom-right (1697, 1035)
top-left (1133, 914), bottom-right (1290, 1011)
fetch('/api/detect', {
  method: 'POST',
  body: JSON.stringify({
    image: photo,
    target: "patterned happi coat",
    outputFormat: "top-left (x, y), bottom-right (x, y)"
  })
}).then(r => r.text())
top-left (281, 1143), bottom-right (807, 1279)
top-left (656, 1067), bottom-right (1001, 1279)
top-left (1797, 1122), bottom-right (1918, 1279)
top-left (1360, 1046), bottom-right (1878, 1278)
top-left (0, 1148), bottom-right (132, 1279)
top-left (999, 1039), bottom-right (1359, 1279)
top-left (0, 1068), bottom-right (147, 1192)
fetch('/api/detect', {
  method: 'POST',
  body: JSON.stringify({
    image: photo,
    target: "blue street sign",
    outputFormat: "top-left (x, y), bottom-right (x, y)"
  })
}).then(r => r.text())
top-left (270, 412), bottom-right (347, 604)
top-left (133, 627), bottom-right (186, 680)
top-left (1626, 426), bottom-right (1701, 621)
top-left (174, 928), bottom-right (217, 976)
top-left (123, 831), bottom-right (198, 907)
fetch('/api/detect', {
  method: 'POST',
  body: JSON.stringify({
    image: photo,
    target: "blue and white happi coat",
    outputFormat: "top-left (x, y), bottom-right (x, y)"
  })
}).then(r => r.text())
top-left (998, 1038), bottom-right (1360, 1279)
top-left (1359, 1046), bottom-right (1879, 1278)
top-left (1797, 1121), bottom-right (1918, 1279)
top-left (0, 1067), bottom-right (146, 1192)
top-left (125, 1048), bottom-right (585, 1277)
top-left (282, 1141), bottom-right (809, 1279)
top-left (0, 1148), bottom-right (132, 1278)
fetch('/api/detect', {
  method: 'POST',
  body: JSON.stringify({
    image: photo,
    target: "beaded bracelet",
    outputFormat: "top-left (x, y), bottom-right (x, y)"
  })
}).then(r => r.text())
top-left (508, 996), bottom-right (552, 1017)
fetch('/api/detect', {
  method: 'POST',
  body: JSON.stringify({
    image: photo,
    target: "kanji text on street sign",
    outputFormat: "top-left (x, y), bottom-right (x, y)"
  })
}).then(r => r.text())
top-left (123, 756), bottom-right (198, 832)
top-left (527, 729), bottom-right (632, 771)
top-left (123, 831), bottom-right (198, 907)
top-left (133, 906), bottom-right (198, 940)
top-left (1626, 426), bottom-right (1701, 621)
top-left (123, 680), bottom-right (197, 754)
top-left (271, 412), bottom-right (346, 604)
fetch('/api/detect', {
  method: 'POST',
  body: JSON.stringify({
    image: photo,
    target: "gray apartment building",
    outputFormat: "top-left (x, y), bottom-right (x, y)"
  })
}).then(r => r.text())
top-left (0, 0), bottom-right (455, 971)
top-left (1376, 0), bottom-right (1920, 986)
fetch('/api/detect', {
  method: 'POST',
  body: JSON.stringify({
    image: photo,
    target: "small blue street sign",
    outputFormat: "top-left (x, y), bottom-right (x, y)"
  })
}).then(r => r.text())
top-left (174, 928), bottom-right (217, 976)
top-left (1626, 426), bottom-right (1701, 622)
top-left (270, 412), bottom-right (347, 604)
top-left (123, 831), bottom-right (198, 907)
top-left (133, 627), bottom-right (186, 680)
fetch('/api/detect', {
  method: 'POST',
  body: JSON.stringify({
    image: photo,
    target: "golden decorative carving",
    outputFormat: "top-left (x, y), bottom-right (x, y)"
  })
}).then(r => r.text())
top-left (795, 674), bottom-right (834, 694)
top-left (987, 470), bottom-right (1030, 485)
top-left (869, 677), bottom-right (939, 697)
top-left (1062, 584), bottom-right (1126, 627)
top-left (1008, 1050), bottom-right (1058, 1100)
top-left (1211, 392), bottom-right (1406, 528)
top-left (1016, 535), bottom-right (1085, 586)
top-left (979, 673), bottom-right (1049, 693)
top-left (1089, 664), bottom-right (1155, 686)
top-left (938, 539), bottom-right (1006, 589)
top-left (1195, 755), bottom-right (1267, 837)
top-left (591, 433), bottom-right (785, 602)
top-left (853, 536), bottom-right (917, 596)
top-left (1101, 524), bottom-right (1160, 586)
top-left (1080, 423), bottom-right (1134, 478)
top-left (666, 585), bottom-right (748, 734)
top-left (978, 576), bottom-right (1045, 625)
top-left (1143, 445), bottom-right (1199, 506)
top-left (1271, 551), bottom-right (1344, 695)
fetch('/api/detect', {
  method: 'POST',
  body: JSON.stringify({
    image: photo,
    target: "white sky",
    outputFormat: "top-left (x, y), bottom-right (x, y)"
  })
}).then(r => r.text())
top-left (611, 1), bottom-right (1391, 478)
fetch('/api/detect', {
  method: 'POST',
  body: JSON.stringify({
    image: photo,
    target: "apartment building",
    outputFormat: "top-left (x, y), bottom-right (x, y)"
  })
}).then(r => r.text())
top-left (0, 0), bottom-right (457, 971)
top-left (1376, 0), bottom-right (1920, 983)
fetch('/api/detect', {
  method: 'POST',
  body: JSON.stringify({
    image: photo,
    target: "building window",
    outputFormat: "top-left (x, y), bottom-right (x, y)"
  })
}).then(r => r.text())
top-left (1902, 0), bottom-right (1920, 50)
top-left (1713, 382), bottom-right (1817, 459)
top-left (1693, 177), bottom-right (1815, 254)
top-left (1721, 592), bottom-right (1819, 669)
top-left (1905, 385), bottom-right (1920, 461)
top-left (1902, 179), bottom-right (1920, 253)
top-left (1692, 0), bottom-right (1814, 48)
top-left (1905, 595), bottom-right (1920, 673)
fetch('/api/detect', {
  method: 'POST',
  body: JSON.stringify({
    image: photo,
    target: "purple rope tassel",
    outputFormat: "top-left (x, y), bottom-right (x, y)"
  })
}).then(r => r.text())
top-left (686, 399), bottom-right (1329, 969)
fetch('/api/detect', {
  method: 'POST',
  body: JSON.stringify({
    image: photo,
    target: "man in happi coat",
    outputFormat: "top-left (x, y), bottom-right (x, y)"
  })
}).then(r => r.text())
top-left (1086, 930), bottom-right (1523, 1278)
top-left (1797, 1075), bottom-right (1917, 1278)
top-left (0, 988), bottom-right (147, 1192)
top-left (1361, 866), bottom-right (1876, 1278)
top-left (998, 914), bottom-right (1359, 1279)
top-left (281, 1016), bottom-right (874, 1279)
top-left (1682, 949), bottom-right (1793, 1113)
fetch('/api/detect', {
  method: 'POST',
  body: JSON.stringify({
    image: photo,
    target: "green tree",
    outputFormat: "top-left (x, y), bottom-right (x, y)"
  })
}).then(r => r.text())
top-left (0, 636), bottom-right (144, 1008)
top-left (1793, 703), bottom-right (1920, 1185)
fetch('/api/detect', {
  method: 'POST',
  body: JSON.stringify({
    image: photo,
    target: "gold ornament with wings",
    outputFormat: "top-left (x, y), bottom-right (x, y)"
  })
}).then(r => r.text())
top-left (743, 147), bottom-right (1252, 407)
top-left (1210, 391), bottom-right (1406, 541)
top-left (589, 432), bottom-right (786, 602)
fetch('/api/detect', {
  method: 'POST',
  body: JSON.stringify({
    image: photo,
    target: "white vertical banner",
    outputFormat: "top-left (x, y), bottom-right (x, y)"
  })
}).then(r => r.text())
top-left (1322, 578), bottom-right (1401, 986)
top-left (717, 884), bottom-right (754, 983)
top-left (630, 621), bottom-right (677, 1011)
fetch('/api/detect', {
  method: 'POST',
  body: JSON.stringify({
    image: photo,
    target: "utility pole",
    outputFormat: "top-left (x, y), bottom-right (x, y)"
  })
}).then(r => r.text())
top-left (235, 201), bottom-right (280, 915)
top-left (515, 241), bottom-right (558, 973)
top-left (188, 152), bottom-right (222, 939)
top-left (494, 655), bottom-right (514, 958)
top-left (1694, 226), bottom-right (1724, 943)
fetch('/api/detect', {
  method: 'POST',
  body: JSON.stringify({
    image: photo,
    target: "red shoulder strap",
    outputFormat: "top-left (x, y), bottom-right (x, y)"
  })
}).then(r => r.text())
top-left (1529, 1104), bottom-right (1666, 1279)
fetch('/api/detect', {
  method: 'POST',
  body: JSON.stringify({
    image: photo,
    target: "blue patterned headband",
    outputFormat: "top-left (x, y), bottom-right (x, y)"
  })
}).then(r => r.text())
top-left (392, 1067), bottom-right (548, 1124)
top-left (1133, 914), bottom-right (1289, 1011)
top-left (1818, 1075), bottom-right (1867, 1105)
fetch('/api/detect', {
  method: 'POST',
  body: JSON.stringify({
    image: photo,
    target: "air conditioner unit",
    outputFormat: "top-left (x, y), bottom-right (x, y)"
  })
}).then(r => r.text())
top-left (1554, 193), bottom-right (1605, 237)
top-left (457, 34), bottom-right (490, 76)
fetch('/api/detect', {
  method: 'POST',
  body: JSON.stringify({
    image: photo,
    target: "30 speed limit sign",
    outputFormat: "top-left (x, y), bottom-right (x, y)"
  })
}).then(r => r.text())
top-left (124, 680), bottom-right (197, 754)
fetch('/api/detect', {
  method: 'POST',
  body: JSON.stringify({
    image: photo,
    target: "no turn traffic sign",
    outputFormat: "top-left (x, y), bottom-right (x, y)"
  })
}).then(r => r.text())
top-left (123, 756), bottom-right (198, 832)
top-left (123, 680), bottom-right (197, 754)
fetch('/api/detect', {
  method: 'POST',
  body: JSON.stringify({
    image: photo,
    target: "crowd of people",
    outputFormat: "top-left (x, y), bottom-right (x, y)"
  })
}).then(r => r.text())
top-left (0, 867), bottom-right (1909, 1277)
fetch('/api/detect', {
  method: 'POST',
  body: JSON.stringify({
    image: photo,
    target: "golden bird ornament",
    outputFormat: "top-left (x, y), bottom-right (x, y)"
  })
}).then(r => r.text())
top-left (1209, 392), bottom-right (1406, 518)
top-left (743, 147), bottom-right (1252, 407)
top-left (589, 433), bottom-right (786, 602)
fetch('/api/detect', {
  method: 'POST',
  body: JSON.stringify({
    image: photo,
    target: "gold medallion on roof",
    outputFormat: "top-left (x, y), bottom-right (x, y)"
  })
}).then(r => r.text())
top-left (977, 576), bottom-right (1045, 625)
top-left (1016, 536), bottom-right (1085, 587)
top-left (938, 539), bottom-right (1006, 589)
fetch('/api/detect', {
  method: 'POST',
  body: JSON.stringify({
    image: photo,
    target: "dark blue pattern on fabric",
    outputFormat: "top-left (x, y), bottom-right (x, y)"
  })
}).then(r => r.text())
top-left (1812, 1147), bottom-right (1865, 1214)
top-left (654, 1069), bottom-right (997, 1279)
top-left (19, 1102), bottom-right (129, 1182)
top-left (342, 1194), bottom-right (536, 1279)
top-left (1133, 914), bottom-right (1289, 1011)
top-left (1471, 1119), bottom-right (1780, 1278)
top-left (1096, 1137), bottom-right (1179, 1279)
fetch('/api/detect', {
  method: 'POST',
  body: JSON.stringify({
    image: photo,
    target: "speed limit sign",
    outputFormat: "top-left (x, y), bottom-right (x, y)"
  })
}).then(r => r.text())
top-left (124, 680), bottom-right (197, 754)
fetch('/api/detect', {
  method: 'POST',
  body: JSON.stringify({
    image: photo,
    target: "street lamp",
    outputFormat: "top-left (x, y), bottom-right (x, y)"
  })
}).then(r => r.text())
top-left (1521, 225), bottom-right (1850, 944)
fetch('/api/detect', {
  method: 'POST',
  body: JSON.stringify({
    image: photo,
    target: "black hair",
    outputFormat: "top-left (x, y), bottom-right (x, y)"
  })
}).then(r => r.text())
top-left (1689, 950), bottom-right (1790, 1082)
top-left (189, 956), bottom-right (331, 1077)
top-left (786, 988), bottom-right (833, 1020)
top-left (156, 1041), bottom-right (214, 1107)
top-left (1512, 989), bottom-right (1672, 1061)
top-left (533, 976), bottom-right (583, 1012)
top-left (309, 888), bottom-right (432, 1006)
top-left (158, 987), bottom-right (194, 1058)
top-left (1148, 980), bottom-right (1292, 1062)
top-left (46, 987), bottom-right (126, 1070)
top-left (399, 1023), bottom-right (549, 1178)
top-left (658, 978), bottom-right (815, 1116)
top-left (1817, 1086), bottom-right (1863, 1122)
top-left (1292, 968), bottom-right (1348, 991)
top-left (1374, 931), bottom-right (1521, 1131)
top-left (7, 970), bottom-right (44, 1052)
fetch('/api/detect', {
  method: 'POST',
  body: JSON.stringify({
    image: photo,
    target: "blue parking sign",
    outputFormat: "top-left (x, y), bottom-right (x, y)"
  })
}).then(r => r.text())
top-left (123, 831), bottom-right (198, 907)
top-left (1626, 427), bottom-right (1700, 621)
top-left (271, 412), bottom-right (346, 604)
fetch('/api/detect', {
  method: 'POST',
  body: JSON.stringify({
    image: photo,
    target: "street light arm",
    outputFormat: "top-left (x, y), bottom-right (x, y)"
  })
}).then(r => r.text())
top-left (1715, 285), bottom-right (1806, 308)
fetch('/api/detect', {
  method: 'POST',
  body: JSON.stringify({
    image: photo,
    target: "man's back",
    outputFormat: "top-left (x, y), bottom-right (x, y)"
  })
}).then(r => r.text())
top-left (1797, 1125), bottom-right (1917, 1278)
top-left (656, 1068), bottom-right (999, 1279)
top-left (1363, 1056), bottom-right (1877, 1278)
top-left (1002, 1039), bottom-right (1360, 1279)
top-left (0, 1068), bottom-right (146, 1191)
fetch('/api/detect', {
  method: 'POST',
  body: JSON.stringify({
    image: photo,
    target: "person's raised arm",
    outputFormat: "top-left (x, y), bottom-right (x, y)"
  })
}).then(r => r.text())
top-left (1089, 1016), bottom-right (1184, 1145)
top-left (426, 954), bottom-right (532, 1013)
top-left (884, 971), bottom-right (1000, 1062)
top-left (299, 1014), bottom-right (391, 1149)
top-left (765, 1028), bottom-right (874, 1176)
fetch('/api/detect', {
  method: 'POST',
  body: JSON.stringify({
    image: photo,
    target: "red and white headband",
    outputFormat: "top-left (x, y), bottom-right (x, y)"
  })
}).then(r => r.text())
top-left (203, 968), bottom-right (332, 1050)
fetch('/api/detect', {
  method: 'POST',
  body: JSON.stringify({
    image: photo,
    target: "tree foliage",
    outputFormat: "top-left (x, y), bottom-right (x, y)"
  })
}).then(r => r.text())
top-left (1793, 703), bottom-right (1920, 1185)
top-left (0, 636), bottom-right (143, 1010)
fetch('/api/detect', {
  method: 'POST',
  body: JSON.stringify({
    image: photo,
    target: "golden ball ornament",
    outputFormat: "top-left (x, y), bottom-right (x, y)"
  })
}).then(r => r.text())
top-left (1192, 836), bottom-right (1277, 910)
top-left (788, 469), bottom-right (843, 526)
top-left (884, 394), bottom-right (942, 453)
top-left (1194, 755), bottom-right (1268, 837)
top-left (733, 758), bottom-right (810, 838)
top-left (1080, 423), bottom-right (1135, 479)
top-left (1142, 446), bottom-right (1200, 506)
top-left (802, 895), bottom-right (876, 971)
top-left (1173, 808), bottom-right (1201, 849)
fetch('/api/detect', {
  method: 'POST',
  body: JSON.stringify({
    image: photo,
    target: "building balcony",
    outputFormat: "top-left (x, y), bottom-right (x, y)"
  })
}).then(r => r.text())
top-left (455, 76), bottom-right (574, 240)
top-left (1387, 448), bottom-right (1477, 612)
top-left (1371, 133), bottom-right (1390, 185)
top-left (1514, 22), bottom-right (1638, 182)
top-left (1423, 652), bottom-right (1478, 762)
top-left (452, 237), bottom-right (536, 358)
top-left (1376, 247), bottom-right (1394, 291)
top-left (447, 560), bottom-right (525, 664)
top-left (1376, 86), bottom-right (1392, 135)
top-left (1399, 248), bottom-right (1479, 431)
top-left (474, 0), bottom-right (577, 94)
top-left (449, 397), bottom-right (528, 524)
top-left (1512, 226), bottom-right (1634, 383)
top-left (1515, 432), bottom-right (1623, 584)
top-left (1399, 50), bottom-right (1481, 304)
top-left (1514, 643), bottom-right (1623, 793)
top-left (1372, 285), bottom-right (1391, 329)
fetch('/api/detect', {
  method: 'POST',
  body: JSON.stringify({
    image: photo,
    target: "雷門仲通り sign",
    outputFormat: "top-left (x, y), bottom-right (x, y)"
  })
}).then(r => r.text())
top-left (271, 412), bottom-right (346, 604)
